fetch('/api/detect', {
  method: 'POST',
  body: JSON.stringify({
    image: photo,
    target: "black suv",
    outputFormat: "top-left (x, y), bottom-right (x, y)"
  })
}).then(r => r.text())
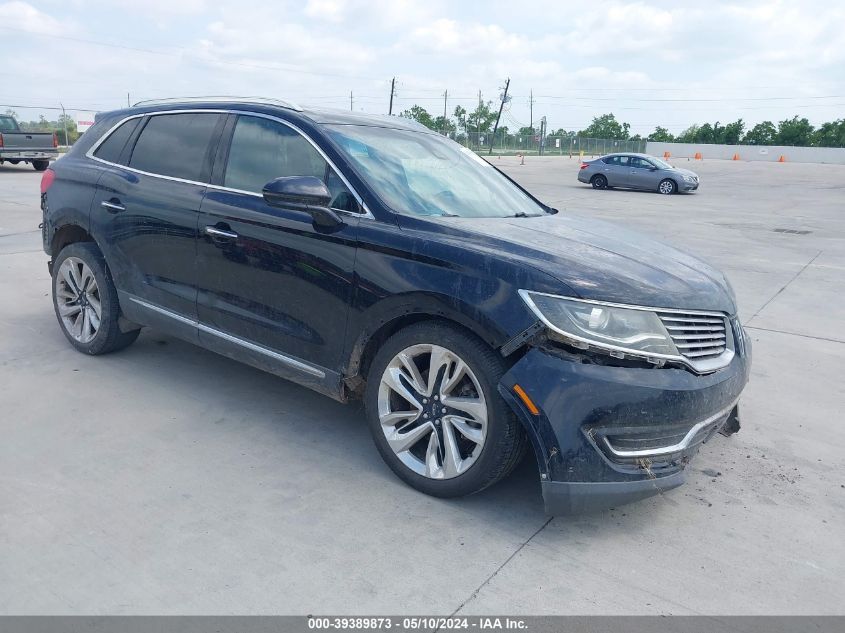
top-left (41, 98), bottom-right (750, 514)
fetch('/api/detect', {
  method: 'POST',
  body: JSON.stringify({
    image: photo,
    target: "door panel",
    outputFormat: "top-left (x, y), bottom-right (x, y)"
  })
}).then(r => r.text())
top-left (197, 190), bottom-right (359, 371)
top-left (89, 111), bottom-right (224, 323)
top-left (628, 157), bottom-right (659, 190)
top-left (195, 113), bottom-right (362, 371)
top-left (92, 166), bottom-right (205, 320)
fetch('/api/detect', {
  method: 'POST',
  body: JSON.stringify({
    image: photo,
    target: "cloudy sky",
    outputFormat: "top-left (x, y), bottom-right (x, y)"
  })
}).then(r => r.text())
top-left (1, 0), bottom-right (843, 135)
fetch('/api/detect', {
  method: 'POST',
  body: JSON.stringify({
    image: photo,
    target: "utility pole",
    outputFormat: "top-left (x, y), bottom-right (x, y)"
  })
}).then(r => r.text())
top-left (127, 92), bottom-right (130, 107)
top-left (476, 90), bottom-right (481, 149)
top-left (442, 90), bottom-right (448, 135)
top-left (529, 89), bottom-right (534, 132)
top-left (350, 91), bottom-right (353, 112)
top-left (388, 77), bottom-right (395, 115)
top-left (59, 102), bottom-right (69, 147)
top-left (488, 78), bottom-right (510, 155)
top-left (539, 116), bottom-right (547, 156)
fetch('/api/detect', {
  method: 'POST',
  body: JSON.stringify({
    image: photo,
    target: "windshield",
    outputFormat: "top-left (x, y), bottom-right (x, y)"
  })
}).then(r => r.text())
top-left (324, 124), bottom-right (547, 218)
top-left (650, 157), bottom-right (672, 169)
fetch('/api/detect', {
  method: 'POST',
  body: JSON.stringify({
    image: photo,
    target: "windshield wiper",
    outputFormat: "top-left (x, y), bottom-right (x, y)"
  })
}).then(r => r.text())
top-left (510, 211), bottom-right (539, 218)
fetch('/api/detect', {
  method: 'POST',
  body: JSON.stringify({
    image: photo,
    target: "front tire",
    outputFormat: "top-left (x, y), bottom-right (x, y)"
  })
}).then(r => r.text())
top-left (591, 174), bottom-right (608, 189)
top-left (52, 242), bottom-right (140, 355)
top-left (364, 321), bottom-right (525, 498)
top-left (658, 178), bottom-right (677, 195)
top-left (33, 160), bottom-right (49, 171)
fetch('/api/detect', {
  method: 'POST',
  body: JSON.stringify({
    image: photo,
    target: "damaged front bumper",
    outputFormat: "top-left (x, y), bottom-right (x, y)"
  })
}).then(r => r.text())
top-left (498, 341), bottom-right (750, 515)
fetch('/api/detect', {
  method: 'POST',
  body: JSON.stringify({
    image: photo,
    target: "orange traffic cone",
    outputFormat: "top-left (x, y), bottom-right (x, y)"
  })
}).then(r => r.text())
top-left (732, 153), bottom-right (740, 160)
top-left (663, 151), bottom-right (671, 159)
top-left (694, 152), bottom-right (703, 160)
top-left (778, 155), bottom-right (786, 162)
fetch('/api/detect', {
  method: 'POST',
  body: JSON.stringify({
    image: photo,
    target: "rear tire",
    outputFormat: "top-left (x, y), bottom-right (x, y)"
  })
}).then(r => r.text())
top-left (364, 321), bottom-right (525, 498)
top-left (658, 178), bottom-right (676, 195)
top-left (8, 159), bottom-right (20, 165)
top-left (591, 174), bottom-right (608, 189)
top-left (33, 160), bottom-right (49, 171)
top-left (52, 242), bottom-right (140, 355)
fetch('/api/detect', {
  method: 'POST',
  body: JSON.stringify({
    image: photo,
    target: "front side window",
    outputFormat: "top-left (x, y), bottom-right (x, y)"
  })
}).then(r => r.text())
top-left (631, 157), bottom-right (653, 169)
top-left (94, 118), bottom-right (140, 165)
top-left (324, 124), bottom-right (547, 218)
top-left (224, 116), bottom-right (357, 212)
top-left (129, 113), bottom-right (221, 182)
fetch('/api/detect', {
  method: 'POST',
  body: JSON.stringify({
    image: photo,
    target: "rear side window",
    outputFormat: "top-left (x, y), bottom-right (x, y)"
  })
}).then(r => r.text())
top-left (224, 116), bottom-right (328, 193)
top-left (129, 113), bottom-right (221, 182)
top-left (93, 118), bottom-right (140, 165)
top-left (602, 156), bottom-right (618, 165)
top-left (0, 116), bottom-right (19, 132)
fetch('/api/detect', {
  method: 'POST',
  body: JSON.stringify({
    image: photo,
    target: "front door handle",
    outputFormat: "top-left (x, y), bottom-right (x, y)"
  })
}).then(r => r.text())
top-left (101, 199), bottom-right (125, 213)
top-left (205, 225), bottom-right (239, 240)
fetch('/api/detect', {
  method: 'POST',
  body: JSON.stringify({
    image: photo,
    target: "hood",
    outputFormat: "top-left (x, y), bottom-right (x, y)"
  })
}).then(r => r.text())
top-left (671, 167), bottom-right (699, 178)
top-left (427, 213), bottom-right (735, 314)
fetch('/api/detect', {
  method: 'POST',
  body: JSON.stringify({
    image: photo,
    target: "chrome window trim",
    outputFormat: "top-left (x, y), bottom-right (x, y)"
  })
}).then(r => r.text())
top-left (518, 289), bottom-right (735, 373)
top-left (600, 397), bottom-right (740, 459)
top-left (85, 108), bottom-right (374, 220)
top-left (129, 297), bottom-right (326, 379)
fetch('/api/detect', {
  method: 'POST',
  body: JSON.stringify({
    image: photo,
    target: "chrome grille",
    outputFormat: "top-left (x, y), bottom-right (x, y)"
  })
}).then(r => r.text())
top-left (658, 312), bottom-right (727, 360)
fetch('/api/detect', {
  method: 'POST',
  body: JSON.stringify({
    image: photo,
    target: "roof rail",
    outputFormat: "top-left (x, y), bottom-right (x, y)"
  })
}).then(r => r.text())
top-left (131, 96), bottom-right (303, 112)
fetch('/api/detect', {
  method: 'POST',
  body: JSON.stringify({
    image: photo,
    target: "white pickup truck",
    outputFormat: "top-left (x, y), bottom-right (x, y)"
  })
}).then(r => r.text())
top-left (0, 115), bottom-right (58, 171)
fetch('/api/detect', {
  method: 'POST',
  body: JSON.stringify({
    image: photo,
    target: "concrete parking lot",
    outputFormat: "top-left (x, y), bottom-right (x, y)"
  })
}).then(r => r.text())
top-left (1, 156), bottom-right (843, 615)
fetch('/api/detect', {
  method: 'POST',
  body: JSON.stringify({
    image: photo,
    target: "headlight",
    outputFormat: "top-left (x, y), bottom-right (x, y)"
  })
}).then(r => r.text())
top-left (683, 174), bottom-right (697, 182)
top-left (518, 291), bottom-right (678, 359)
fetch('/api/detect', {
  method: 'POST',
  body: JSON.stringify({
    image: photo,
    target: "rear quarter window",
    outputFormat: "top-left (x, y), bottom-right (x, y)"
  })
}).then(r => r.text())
top-left (93, 118), bottom-right (140, 165)
top-left (129, 113), bottom-right (221, 182)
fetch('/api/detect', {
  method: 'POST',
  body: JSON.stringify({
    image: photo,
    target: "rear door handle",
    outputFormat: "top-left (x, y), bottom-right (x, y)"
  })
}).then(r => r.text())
top-left (101, 199), bottom-right (125, 213)
top-left (205, 225), bottom-right (239, 240)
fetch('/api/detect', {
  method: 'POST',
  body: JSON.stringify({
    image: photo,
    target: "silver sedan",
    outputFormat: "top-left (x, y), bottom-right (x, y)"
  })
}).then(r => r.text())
top-left (577, 153), bottom-right (699, 194)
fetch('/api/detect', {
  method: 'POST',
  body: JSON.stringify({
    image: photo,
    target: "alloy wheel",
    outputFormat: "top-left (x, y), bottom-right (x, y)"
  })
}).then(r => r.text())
top-left (659, 180), bottom-right (675, 194)
top-left (55, 257), bottom-right (102, 344)
top-left (377, 344), bottom-right (488, 479)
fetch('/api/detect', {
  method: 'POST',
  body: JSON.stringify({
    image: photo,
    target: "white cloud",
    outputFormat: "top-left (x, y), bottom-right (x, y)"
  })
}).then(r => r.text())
top-left (3, 0), bottom-right (843, 132)
top-left (0, 1), bottom-right (65, 35)
top-left (304, 0), bottom-right (348, 22)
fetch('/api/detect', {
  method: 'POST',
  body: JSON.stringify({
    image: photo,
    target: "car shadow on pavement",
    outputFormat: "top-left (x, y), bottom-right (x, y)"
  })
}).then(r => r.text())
top-left (103, 329), bottom-right (549, 522)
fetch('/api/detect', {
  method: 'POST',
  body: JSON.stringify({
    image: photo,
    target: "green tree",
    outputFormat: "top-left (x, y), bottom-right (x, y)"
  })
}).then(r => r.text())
top-left (578, 113), bottom-right (630, 139)
top-left (676, 124), bottom-right (699, 143)
top-left (648, 126), bottom-right (674, 142)
top-left (722, 119), bottom-right (745, 145)
top-left (812, 119), bottom-right (845, 147)
top-left (467, 101), bottom-right (497, 133)
top-left (399, 105), bottom-right (436, 129)
top-left (742, 121), bottom-right (777, 145)
top-left (776, 116), bottom-right (814, 146)
top-left (452, 105), bottom-right (467, 131)
top-left (433, 115), bottom-right (456, 135)
top-left (57, 114), bottom-right (78, 145)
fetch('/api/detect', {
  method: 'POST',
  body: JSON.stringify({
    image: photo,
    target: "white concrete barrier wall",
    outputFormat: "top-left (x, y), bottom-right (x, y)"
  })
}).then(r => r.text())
top-left (645, 142), bottom-right (845, 164)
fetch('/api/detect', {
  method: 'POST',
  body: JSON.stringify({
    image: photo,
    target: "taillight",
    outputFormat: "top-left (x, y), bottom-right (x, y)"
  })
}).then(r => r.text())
top-left (40, 168), bottom-right (55, 194)
top-left (53, 132), bottom-right (59, 148)
top-left (0, 133), bottom-right (4, 148)
top-left (579, 162), bottom-right (589, 169)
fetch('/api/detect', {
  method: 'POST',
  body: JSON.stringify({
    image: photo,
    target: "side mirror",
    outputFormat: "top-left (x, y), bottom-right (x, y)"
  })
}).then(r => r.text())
top-left (262, 176), bottom-right (343, 227)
